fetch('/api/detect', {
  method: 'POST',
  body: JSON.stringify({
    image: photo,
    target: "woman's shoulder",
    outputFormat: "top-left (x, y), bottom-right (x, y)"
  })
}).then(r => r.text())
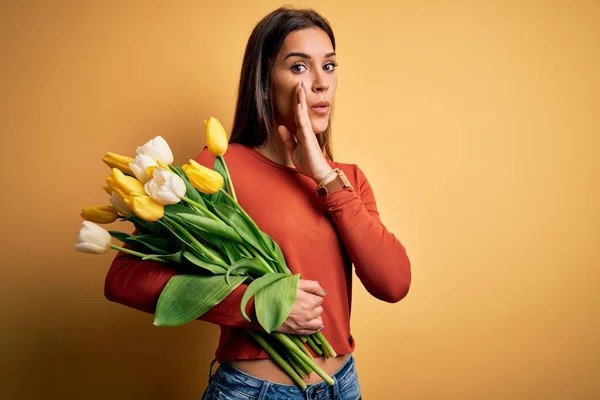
top-left (193, 143), bottom-right (250, 167)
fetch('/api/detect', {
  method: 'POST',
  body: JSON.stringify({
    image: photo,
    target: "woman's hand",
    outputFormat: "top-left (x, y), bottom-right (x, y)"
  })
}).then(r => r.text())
top-left (277, 82), bottom-right (334, 183)
top-left (274, 279), bottom-right (327, 336)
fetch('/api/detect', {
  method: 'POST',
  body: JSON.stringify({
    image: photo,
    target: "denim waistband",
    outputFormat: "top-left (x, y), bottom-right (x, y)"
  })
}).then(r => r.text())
top-left (213, 354), bottom-right (356, 399)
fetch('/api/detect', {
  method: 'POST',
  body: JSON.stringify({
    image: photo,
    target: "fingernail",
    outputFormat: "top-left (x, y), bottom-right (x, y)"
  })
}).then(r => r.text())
top-left (301, 81), bottom-right (305, 88)
top-left (323, 290), bottom-right (327, 295)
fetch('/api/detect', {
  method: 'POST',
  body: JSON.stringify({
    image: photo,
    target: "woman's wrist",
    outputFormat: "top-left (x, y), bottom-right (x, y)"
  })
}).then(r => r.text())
top-left (312, 166), bottom-right (335, 185)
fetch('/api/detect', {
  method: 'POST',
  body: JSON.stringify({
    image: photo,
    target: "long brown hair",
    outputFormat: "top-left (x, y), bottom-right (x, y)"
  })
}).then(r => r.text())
top-left (229, 7), bottom-right (336, 161)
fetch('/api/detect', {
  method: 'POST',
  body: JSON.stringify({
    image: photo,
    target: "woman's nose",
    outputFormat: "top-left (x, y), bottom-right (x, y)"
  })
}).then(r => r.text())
top-left (312, 71), bottom-right (330, 93)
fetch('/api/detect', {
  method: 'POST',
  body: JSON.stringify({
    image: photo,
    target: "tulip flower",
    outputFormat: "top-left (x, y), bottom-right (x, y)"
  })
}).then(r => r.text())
top-left (102, 152), bottom-right (135, 175)
top-left (80, 205), bottom-right (119, 224)
top-left (129, 153), bottom-right (158, 184)
top-left (182, 159), bottom-right (223, 195)
top-left (135, 136), bottom-right (173, 165)
top-left (144, 167), bottom-right (186, 205)
top-left (108, 168), bottom-right (145, 196)
top-left (125, 192), bottom-right (164, 221)
top-left (73, 221), bottom-right (112, 254)
top-left (205, 117), bottom-right (228, 156)
top-left (109, 192), bottom-right (133, 216)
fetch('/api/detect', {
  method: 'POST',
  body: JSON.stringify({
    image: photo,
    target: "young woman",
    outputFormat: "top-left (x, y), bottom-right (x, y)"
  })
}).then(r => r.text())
top-left (105, 7), bottom-right (411, 400)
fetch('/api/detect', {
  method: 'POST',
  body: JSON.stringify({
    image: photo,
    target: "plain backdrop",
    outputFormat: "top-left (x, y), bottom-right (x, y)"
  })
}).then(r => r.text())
top-left (1, 0), bottom-right (598, 399)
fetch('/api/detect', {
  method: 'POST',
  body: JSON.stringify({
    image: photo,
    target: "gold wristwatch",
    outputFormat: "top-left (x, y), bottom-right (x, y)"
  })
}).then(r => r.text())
top-left (316, 168), bottom-right (353, 197)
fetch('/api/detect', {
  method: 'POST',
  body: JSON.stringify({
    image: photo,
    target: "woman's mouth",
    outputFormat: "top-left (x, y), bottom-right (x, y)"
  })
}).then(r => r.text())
top-left (311, 102), bottom-right (330, 116)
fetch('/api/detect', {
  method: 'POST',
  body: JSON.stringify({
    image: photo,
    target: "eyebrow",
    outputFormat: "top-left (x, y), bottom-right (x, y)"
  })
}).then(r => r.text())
top-left (283, 51), bottom-right (336, 60)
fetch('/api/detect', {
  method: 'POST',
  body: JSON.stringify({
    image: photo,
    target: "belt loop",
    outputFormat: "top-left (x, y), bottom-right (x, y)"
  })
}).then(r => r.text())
top-left (207, 358), bottom-right (217, 385)
top-left (332, 376), bottom-right (341, 400)
top-left (257, 381), bottom-right (271, 400)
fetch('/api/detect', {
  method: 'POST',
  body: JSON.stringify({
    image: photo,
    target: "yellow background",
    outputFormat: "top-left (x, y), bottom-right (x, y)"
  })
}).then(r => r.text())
top-left (2, 0), bottom-right (598, 399)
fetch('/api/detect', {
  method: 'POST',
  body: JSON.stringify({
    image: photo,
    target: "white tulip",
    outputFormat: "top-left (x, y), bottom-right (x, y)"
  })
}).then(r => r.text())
top-left (129, 153), bottom-right (157, 183)
top-left (144, 167), bottom-right (186, 205)
top-left (135, 136), bottom-right (173, 165)
top-left (109, 191), bottom-right (133, 216)
top-left (74, 221), bottom-right (112, 255)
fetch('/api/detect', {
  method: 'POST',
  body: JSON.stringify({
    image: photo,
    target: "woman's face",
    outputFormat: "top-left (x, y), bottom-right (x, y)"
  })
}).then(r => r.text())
top-left (270, 27), bottom-right (337, 135)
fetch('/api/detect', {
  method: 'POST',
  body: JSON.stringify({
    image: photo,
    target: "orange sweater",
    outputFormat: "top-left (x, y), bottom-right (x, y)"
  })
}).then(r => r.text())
top-left (105, 143), bottom-right (411, 362)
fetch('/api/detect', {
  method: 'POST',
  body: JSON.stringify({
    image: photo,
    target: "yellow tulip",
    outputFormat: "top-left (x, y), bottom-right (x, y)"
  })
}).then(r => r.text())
top-left (110, 168), bottom-right (145, 196)
top-left (102, 152), bottom-right (135, 175)
top-left (105, 176), bottom-right (129, 200)
top-left (125, 192), bottom-right (164, 221)
top-left (182, 159), bottom-right (223, 194)
top-left (80, 205), bottom-right (118, 224)
top-left (205, 117), bottom-right (228, 156)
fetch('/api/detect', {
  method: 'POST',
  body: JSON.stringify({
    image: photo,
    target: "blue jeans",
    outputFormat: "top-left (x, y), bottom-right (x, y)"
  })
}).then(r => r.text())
top-left (201, 354), bottom-right (362, 400)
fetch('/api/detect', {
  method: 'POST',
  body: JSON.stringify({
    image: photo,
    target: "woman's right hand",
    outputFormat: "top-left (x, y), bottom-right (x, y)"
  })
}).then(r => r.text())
top-left (274, 279), bottom-right (327, 335)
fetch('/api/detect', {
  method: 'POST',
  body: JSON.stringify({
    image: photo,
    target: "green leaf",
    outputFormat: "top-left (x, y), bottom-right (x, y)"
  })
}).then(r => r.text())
top-left (123, 215), bottom-right (163, 235)
top-left (213, 202), bottom-right (276, 263)
top-left (177, 219), bottom-right (225, 249)
top-left (154, 274), bottom-right (246, 326)
top-left (176, 213), bottom-right (242, 243)
top-left (221, 241), bottom-right (244, 264)
top-left (125, 235), bottom-right (170, 255)
top-left (108, 231), bottom-right (130, 243)
top-left (164, 203), bottom-right (200, 217)
top-left (142, 249), bottom-right (183, 263)
top-left (256, 274), bottom-right (300, 333)
top-left (240, 273), bottom-right (288, 322)
top-left (182, 251), bottom-right (227, 275)
top-left (225, 257), bottom-right (269, 285)
top-left (170, 165), bottom-right (206, 207)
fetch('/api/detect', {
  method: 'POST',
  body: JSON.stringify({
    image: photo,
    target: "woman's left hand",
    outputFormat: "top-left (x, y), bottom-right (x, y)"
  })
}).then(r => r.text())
top-left (277, 82), bottom-right (334, 183)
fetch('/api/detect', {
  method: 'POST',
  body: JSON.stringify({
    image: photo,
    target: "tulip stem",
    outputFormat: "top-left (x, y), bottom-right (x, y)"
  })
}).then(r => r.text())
top-left (271, 332), bottom-right (334, 386)
top-left (246, 330), bottom-right (306, 390)
top-left (218, 155), bottom-right (237, 202)
top-left (109, 244), bottom-right (158, 260)
top-left (218, 188), bottom-right (276, 259)
top-left (180, 196), bottom-right (220, 221)
top-left (162, 215), bottom-right (227, 268)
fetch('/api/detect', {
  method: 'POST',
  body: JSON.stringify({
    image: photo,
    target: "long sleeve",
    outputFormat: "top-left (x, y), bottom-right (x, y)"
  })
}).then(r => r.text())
top-left (104, 243), bottom-right (263, 329)
top-left (322, 165), bottom-right (411, 303)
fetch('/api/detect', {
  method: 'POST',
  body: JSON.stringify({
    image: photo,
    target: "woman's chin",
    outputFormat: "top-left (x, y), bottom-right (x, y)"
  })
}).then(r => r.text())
top-left (311, 121), bottom-right (330, 134)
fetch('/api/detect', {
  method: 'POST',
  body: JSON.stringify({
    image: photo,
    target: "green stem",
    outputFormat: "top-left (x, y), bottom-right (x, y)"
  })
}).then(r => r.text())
top-left (109, 244), bottom-right (156, 260)
top-left (291, 335), bottom-right (313, 359)
top-left (272, 333), bottom-right (334, 386)
top-left (288, 350), bottom-right (313, 377)
top-left (163, 215), bottom-right (226, 267)
top-left (219, 188), bottom-right (275, 258)
top-left (246, 330), bottom-right (306, 390)
top-left (246, 246), bottom-right (276, 274)
top-left (218, 155), bottom-right (237, 202)
top-left (315, 332), bottom-right (337, 358)
top-left (237, 244), bottom-right (252, 257)
top-left (180, 196), bottom-right (220, 221)
top-left (285, 353), bottom-right (308, 379)
top-left (305, 335), bottom-right (323, 356)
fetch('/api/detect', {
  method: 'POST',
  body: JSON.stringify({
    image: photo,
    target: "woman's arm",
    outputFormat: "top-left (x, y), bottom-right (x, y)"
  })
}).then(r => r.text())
top-left (322, 165), bottom-right (411, 303)
top-left (104, 249), bottom-right (264, 328)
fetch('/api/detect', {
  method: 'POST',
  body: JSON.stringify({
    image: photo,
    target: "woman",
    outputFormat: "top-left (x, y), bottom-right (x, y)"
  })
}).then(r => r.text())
top-left (105, 6), bottom-right (411, 400)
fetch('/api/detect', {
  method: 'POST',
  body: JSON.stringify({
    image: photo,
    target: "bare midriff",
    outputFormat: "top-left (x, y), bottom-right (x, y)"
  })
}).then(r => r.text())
top-left (229, 353), bottom-right (350, 385)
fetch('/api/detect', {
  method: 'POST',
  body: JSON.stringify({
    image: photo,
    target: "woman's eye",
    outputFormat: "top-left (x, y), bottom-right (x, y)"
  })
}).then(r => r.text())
top-left (291, 63), bottom-right (307, 73)
top-left (324, 62), bottom-right (338, 72)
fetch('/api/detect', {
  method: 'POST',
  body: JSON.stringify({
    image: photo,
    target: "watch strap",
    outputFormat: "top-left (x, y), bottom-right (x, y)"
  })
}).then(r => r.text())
top-left (316, 168), bottom-right (353, 196)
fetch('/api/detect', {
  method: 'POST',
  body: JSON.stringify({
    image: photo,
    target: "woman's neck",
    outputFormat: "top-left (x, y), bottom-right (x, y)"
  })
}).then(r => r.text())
top-left (253, 132), bottom-right (295, 169)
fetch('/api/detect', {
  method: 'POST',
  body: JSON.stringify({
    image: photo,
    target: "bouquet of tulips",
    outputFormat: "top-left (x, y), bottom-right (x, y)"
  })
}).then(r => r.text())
top-left (74, 118), bottom-right (336, 389)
